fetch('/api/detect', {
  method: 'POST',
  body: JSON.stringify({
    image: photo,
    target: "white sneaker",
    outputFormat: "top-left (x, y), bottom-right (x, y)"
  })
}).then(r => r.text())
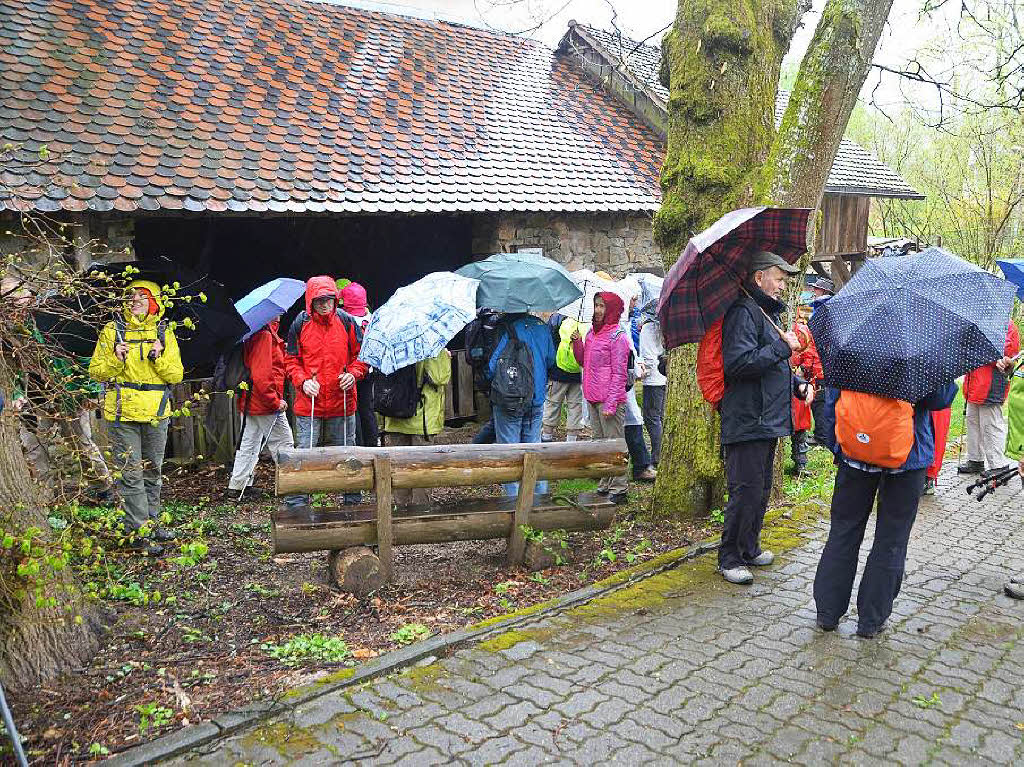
top-left (748, 550), bottom-right (774, 567)
top-left (720, 566), bottom-right (754, 585)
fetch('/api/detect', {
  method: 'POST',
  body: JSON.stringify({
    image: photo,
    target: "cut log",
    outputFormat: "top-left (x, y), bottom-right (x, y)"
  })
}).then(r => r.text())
top-left (327, 546), bottom-right (386, 597)
top-left (275, 439), bottom-right (627, 494)
top-left (273, 493), bottom-right (616, 554)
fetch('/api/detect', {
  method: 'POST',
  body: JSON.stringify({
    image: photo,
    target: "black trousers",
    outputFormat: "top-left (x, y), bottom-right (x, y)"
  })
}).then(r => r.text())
top-left (719, 438), bottom-right (776, 570)
top-left (813, 463), bottom-right (925, 632)
top-left (811, 393), bottom-right (830, 445)
top-left (354, 378), bottom-right (379, 447)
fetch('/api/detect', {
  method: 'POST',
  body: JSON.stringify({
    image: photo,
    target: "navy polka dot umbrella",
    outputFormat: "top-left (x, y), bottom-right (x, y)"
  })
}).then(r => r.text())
top-left (808, 247), bottom-right (1017, 403)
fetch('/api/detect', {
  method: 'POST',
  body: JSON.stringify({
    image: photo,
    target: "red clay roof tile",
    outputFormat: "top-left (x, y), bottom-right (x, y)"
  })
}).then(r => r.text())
top-left (2, 0), bottom-right (663, 213)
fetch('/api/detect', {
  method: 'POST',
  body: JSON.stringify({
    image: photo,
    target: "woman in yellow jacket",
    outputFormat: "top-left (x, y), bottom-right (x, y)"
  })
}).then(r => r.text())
top-left (384, 348), bottom-right (451, 506)
top-left (90, 280), bottom-right (183, 554)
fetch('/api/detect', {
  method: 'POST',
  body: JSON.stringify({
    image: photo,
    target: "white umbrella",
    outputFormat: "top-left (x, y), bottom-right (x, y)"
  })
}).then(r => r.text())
top-left (358, 272), bottom-right (479, 375)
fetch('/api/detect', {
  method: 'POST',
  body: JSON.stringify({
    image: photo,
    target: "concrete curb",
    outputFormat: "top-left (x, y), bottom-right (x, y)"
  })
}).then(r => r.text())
top-left (105, 537), bottom-right (721, 766)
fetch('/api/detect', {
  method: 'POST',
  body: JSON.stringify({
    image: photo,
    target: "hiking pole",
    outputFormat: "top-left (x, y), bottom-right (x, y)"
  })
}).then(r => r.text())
top-left (976, 466), bottom-right (1020, 501)
top-left (0, 679), bottom-right (28, 767)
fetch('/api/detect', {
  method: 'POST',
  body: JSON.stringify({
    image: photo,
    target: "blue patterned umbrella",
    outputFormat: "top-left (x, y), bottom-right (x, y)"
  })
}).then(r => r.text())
top-left (809, 247), bottom-right (1017, 402)
top-left (997, 259), bottom-right (1024, 302)
top-left (235, 278), bottom-right (306, 342)
top-left (358, 272), bottom-right (479, 375)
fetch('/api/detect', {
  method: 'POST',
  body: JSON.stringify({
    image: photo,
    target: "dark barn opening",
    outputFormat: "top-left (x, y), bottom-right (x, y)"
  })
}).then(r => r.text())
top-left (133, 213), bottom-right (477, 308)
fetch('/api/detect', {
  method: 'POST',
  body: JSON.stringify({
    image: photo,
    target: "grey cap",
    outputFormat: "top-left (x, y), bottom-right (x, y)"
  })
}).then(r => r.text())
top-left (749, 250), bottom-right (801, 275)
top-left (808, 276), bottom-right (835, 294)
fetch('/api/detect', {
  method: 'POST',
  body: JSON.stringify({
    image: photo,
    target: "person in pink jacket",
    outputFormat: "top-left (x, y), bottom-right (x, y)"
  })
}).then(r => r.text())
top-left (572, 291), bottom-right (630, 503)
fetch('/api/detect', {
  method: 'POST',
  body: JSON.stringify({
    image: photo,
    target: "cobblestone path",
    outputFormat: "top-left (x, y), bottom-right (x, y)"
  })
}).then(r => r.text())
top-left (171, 470), bottom-right (1024, 765)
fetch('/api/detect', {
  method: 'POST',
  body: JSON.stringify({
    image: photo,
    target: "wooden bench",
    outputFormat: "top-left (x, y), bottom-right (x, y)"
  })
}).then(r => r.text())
top-left (271, 439), bottom-right (628, 595)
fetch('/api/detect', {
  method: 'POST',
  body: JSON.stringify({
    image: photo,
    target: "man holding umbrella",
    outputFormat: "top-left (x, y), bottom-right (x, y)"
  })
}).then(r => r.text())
top-left (717, 252), bottom-right (809, 585)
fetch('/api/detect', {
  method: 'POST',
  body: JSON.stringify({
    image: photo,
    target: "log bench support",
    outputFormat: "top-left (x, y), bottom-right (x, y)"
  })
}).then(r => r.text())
top-left (271, 440), bottom-right (627, 594)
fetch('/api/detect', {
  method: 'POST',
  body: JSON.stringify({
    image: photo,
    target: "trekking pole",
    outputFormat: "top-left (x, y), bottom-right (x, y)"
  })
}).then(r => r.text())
top-left (342, 386), bottom-right (348, 448)
top-left (0, 679), bottom-right (28, 767)
top-left (976, 466), bottom-right (1020, 501)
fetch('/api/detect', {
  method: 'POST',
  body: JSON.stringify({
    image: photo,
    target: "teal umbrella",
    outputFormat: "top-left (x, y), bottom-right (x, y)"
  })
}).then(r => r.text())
top-left (457, 252), bottom-right (582, 312)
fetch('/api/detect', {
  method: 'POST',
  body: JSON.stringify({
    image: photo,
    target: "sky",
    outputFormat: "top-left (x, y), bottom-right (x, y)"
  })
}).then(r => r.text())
top-left (331, 0), bottom-right (957, 113)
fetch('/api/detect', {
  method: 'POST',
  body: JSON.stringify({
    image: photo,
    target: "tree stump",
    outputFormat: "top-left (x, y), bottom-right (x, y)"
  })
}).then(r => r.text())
top-left (327, 546), bottom-right (386, 598)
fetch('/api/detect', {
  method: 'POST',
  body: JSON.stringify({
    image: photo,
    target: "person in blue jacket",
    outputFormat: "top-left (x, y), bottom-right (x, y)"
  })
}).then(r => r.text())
top-left (486, 312), bottom-right (556, 496)
top-left (813, 381), bottom-right (959, 638)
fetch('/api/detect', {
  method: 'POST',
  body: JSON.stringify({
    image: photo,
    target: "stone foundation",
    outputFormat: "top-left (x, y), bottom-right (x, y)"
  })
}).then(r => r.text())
top-left (471, 211), bottom-right (662, 277)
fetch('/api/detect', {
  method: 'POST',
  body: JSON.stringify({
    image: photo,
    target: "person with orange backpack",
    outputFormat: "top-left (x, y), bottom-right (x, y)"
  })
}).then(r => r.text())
top-left (813, 380), bottom-right (958, 637)
top-left (717, 251), bottom-right (809, 585)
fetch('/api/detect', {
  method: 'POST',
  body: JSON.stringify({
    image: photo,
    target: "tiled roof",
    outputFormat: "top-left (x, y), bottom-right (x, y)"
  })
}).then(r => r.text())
top-left (571, 24), bottom-right (924, 200)
top-left (0, 0), bottom-right (664, 214)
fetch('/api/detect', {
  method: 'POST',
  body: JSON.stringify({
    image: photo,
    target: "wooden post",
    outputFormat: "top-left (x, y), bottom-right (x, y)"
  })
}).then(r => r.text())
top-left (507, 452), bottom-right (539, 566)
top-left (373, 456), bottom-right (395, 581)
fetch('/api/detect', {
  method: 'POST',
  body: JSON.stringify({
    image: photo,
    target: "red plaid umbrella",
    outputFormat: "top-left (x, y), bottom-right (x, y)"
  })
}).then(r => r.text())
top-left (657, 206), bottom-right (813, 349)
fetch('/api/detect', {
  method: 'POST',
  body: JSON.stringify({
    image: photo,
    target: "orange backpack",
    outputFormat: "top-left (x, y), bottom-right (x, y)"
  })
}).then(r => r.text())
top-left (696, 318), bottom-right (725, 406)
top-left (835, 390), bottom-right (915, 468)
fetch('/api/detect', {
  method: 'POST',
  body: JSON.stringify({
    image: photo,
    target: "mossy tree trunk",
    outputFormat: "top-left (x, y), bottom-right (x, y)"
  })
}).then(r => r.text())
top-left (653, 0), bottom-right (896, 517)
top-left (0, 357), bottom-right (103, 694)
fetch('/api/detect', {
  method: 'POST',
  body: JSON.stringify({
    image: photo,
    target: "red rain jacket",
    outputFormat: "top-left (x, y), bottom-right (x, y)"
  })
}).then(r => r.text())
top-left (963, 323), bottom-right (1019, 405)
top-left (285, 276), bottom-right (368, 418)
top-left (790, 322), bottom-right (821, 432)
top-left (240, 319), bottom-right (286, 416)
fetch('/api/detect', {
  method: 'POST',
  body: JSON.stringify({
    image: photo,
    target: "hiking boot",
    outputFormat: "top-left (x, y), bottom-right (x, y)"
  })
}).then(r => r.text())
top-left (957, 460), bottom-right (984, 475)
top-left (747, 550), bottom-right (774, 567)
top-left (85, 487), bottom-right (118, 507)
top-left (596, 488), bottom-right (610, 496)
top-left (719, 566), bottom-right (754, 585)
top-left (921, 477), bottom-right (936, 496)
top-left (609, 491), bottom-right (629, 505)
top-left (541, 433), bottom-right (555, 443)
top-left (221, 488), bottom-right (243, 503)
top-left (633, 466), bottom-right (657, 483)
top-left (816, 617), bottom-right (838, 632)
top-left (152, 526), bottom-right (176, 543)
top-left (982, 464), bottom-right (1012, 478)
top-left (856, 623), bottom-right (886, 639)
top-left (123, 536), bottom-right (164, 557)
top-left (1004, 581), bottom-right (1024, 599)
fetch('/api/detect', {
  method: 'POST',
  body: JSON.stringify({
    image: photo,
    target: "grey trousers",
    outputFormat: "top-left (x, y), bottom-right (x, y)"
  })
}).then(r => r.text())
top-left (965, 402), bottom-right (1010, 469)
top-left (108, 419), bottom-right (170, 532)
top-left (388, 432), bottom-right (431, 506)
top-left (587, 402), bottom-right (627, 495)
top-left (227, 411), bottom-right (294, 490)
top-left (541, 380), bottom-right (584, 438)
top-left (20, 410), bottom-right (113, 496)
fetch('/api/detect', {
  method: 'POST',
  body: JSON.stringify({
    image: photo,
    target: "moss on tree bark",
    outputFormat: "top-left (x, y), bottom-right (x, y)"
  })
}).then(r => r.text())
top-left (0, 358), bottom-right (103, 693)
top-left (653, 0), bottom-right (896, 517)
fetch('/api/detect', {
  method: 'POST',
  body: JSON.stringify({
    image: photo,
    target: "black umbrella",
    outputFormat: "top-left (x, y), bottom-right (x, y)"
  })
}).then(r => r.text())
top-left (80, 257), bottom-right (247, 373)
top-left (809, 247), bottom-right (1017, 402)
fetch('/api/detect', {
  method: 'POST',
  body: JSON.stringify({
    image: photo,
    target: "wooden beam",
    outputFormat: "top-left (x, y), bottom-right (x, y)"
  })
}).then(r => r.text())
top-left (275, 439), bottom-right (628, 494)
top-left (271, 493), bottom-right (616, 554)
top-left (373, 456), bottom-right (394, 580)
top-left (831, 255), bottom-right (852, 287)
top-left (507, 453), bottom-right (538, 566)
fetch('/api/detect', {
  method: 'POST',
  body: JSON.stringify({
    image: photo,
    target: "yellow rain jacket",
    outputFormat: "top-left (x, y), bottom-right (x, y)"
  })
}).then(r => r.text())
top-left (89, 280), bottom-right (184, 422)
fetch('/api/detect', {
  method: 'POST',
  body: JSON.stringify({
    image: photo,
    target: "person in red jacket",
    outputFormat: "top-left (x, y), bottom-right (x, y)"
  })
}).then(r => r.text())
top-left (285, 276), bottom-right (368, 505)
top-left (958, 323), bottom-right (1020, 476)
top-left (790, 311), bottom-right (823, 473)
top-left (225, 317), bottom-right (293, 498)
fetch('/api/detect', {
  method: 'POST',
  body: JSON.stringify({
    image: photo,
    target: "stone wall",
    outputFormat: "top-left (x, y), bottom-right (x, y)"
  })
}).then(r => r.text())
top-left (0, 213), bottom-right (135, 269)
top-left (471, 211), bottom-right (663, 277)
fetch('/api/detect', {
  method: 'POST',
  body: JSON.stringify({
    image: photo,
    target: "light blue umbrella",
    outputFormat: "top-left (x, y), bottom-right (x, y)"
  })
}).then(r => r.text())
top-left (358, 272), bottom-right (479, 375)
top-left (457, 252), bottom-right (582, 312)
top-left (633, 272), bottom-right (664, 310)
top-left (234, 278), bottom-right (306, 342)
top-left (997, 260), bottom-right (1024, 302)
